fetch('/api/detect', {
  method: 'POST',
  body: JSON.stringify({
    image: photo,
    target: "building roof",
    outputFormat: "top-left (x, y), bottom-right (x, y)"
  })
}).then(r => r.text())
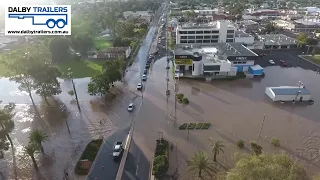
top-left (235, 30), bottom-right (251, 37)
top-left (258, 34), bottom-right (297, 46)
top-left (270, 86), bottom-right (311, 95)
top-left (250, 64), bottom-right (263, 71)
top-left (174, 43), bottom-right (258, 57)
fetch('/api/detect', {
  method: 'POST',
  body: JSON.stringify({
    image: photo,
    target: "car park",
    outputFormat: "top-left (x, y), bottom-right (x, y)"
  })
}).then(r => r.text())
top-left (127, 103), bottom-right (134, 112)
top-left (112, 142), bottom-right (123, 160)
top-left (137, 83), bottom-right (142, 90)
top-left (269, 60), bottom-right (275, 65)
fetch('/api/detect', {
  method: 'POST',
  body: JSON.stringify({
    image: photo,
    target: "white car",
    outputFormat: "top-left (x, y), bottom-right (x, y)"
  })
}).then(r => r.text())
top-left (162, 45), bottom-right (166, 49)
top-left (137, 83), bottom-right (142, 90)
top-left (112, 142), bottom-right (123, 159)
top-left (142, 74), bottom-right (147, 81)
top-left (127, 103), bottom-right (134, 112)
top-left (269, 60), bottom-right (275, 65)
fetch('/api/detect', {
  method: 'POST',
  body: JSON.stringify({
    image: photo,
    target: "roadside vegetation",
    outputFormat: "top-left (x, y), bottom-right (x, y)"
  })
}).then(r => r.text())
top-left (152, 139), bottom-right (169, 177)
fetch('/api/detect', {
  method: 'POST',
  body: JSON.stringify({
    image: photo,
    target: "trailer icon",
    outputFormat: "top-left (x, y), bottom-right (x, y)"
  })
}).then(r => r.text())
top-left (8, 14), bottom-right (68, 29)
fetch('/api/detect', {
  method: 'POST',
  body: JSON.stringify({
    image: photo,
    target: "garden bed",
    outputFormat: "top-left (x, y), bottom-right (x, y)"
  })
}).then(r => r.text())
top-left (75, 139), bottom-right (103, 175)
top-left (179, 123), bottom-right (211, 130)
top-left (152, 139), bottom-right (169, 177)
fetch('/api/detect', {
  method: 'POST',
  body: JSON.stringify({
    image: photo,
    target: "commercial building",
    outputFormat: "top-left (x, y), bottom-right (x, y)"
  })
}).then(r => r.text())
top-left (234, 30), bottom-right (255, 49)
top-left (265, 86), bottom-right (312, 102)
top-left (175, 21), bottom-right (236, 44)
top-left (272, 19), bottom-right (320, 33)
top-left (173, 43), bottom-right (259, 78)
top-left (257, 34), bottom-right (298, 49)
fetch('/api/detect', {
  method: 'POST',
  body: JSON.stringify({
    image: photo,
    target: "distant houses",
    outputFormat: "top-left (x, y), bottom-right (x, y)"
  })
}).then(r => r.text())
top-left (88, 46), bottom-right (131, 59)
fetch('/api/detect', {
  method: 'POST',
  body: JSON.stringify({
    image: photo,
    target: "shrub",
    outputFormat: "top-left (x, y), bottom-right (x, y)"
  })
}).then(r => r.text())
top-left (195, 123), bottom-right (203, 129)
top-left (176, 93), bottom-right (184, 100)
top-left (187, 123), bottom-right (196, 129)
top-left (201, 123), bottom-right (211, 129)
top-left (153, 140), bottom-right (169, 177)
top-left (250, 141), bottom-right (263, 155)
top-left (237, 140), bottom-right (245, 148)
top-left (182, 98), bottom-right (189, 104)
top-left (272, 138), bottom-right (280, 147)
top-left (179, 123), bottom-right (188, 130)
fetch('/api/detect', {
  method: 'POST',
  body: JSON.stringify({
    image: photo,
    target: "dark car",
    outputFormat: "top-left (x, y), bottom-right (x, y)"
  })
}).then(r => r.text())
top-left (280, 60), bottom-right (287, 66)
top-left (146, 63), bottom-right (150, 68)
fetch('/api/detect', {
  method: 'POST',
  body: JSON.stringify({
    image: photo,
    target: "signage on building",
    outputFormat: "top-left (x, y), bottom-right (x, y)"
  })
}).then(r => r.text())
top-left (236, 57), bottom-right (247, 60)
top-left (227, 55), bottom-right (258, 61)
top-left (175, 59), bottom-right (193, 65)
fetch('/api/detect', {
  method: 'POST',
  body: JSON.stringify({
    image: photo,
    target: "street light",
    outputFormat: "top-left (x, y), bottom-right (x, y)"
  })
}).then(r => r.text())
top-left (67, 68), bottom-right (81, 111)
top-left (293, 81), bottom-right (303, 107)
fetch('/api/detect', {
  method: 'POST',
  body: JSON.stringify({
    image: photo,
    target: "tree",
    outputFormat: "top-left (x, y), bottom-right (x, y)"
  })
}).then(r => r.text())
top-left (49, 37), bottom-right (71, 63)
top-left (113, 37), bottom-right (131, 47)
top-left (187, 151), bottom-right (216, 179)
top-left (32, 62), bottom-right (62, 106)
top-left (297, 32), bottom-right (308, 47)
top-left (263, 23), bottom-right (276, 34)
top-left (0, 103), bottom-right (16, 158)
top-left (72, 32), bottom-right (94, 55)
top-left (88, 72), bottom-right (111, 96)
top-left (209, 139), bottom-right (225, 162)
top-left (29, 129), bottom-right (49, 155)
top-left (23, 142), bottom-right (40, 170)
top-left (225, 153), bottom-right (308, 180)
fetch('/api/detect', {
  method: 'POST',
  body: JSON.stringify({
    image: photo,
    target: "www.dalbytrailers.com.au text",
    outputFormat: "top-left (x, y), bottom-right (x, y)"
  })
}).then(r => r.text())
top-left (7, 30), bottom-right (69, 34)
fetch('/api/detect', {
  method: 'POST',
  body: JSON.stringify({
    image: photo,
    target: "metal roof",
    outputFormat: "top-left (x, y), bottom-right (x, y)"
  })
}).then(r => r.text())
top-left (258, 34), bottom-right (297, 46)
top-left (270, 87), bottom-right (311, 95)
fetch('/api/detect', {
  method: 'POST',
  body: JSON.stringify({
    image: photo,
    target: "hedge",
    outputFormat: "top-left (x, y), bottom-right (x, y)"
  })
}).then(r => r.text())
top-left (152, 139), bottom-right (169, 177)
top-left (178, 123), bottom-right (211, 130)
top-left (75, 139), bottom-right (103, 175)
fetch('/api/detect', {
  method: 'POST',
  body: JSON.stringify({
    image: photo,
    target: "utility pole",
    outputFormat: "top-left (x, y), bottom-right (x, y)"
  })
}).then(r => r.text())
top-left (258, 114), bottom-right (266, 138)
top-left (67, 68), bottom-right (81, 111)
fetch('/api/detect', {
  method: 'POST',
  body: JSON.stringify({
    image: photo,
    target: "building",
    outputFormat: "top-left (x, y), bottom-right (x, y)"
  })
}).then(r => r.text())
top-left (173, 43), bottom-right (259, 78)
top-left (272, 19), bottom-right (320, 33)
top-left (175, 20), bottom-right (236, 44)
top-left (265, 86), bottom-right (312, 102)
top-left (234, 30), bottom-right (255, 48)
top-left (257, 34), bottom-right (298, 49)
top-left (88, 47), bottom-right (131, 59)
top-left (248, 65), bottom-right (264, 76)
top-left (123, 11), bottom-right (152, 22)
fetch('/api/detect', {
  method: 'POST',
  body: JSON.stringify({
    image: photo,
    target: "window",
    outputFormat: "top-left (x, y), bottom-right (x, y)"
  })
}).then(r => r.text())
top-left (196, 31), bottom-right (203, 34)
top-left (203, 40), bottom-right (210, 43)
top-left (188, 31), bottom-right (195, 34)
top-left (204, 31), bottom-right (211, 34)
top-left (179, 31), bottom-right (187, 34)
top-left (226, 39), bottom-right (234, 42)
top-left (227, 30), bottom-right (234, 34)
top-left (203, 65), bottom-right (221, 71)
top-left (227, 35), bottom-right (234, 38)
top-left (181, 36), bottom-right (187, 39)
top-left (196, 40), bottom-right (203, 43)
top-left (196, 36), bottom-right (203, 39)
top-left (233, 62), bottom-right (238, 64)
top-left (188, 40), bottom-right (195, 43)
top-left (212, 35), bottom-right (219, 39)
top-left (211, 40), bottom-right (218, 43)
top-left (204, 35), bottom-right (211, 39)
top-left (188, 36), bottom-right (195, 39)
top-left (180, 40), bottom-right (187, 43)
top-left (211, 30), bottom-right (219, 34)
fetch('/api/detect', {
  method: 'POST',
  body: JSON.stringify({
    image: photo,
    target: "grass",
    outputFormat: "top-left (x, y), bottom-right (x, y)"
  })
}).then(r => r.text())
top-left (56, 59), bottom-right (105, 78)
top-left (94, 38), bottom-right (112, 50)
top-left (305, 55), bottom-right (320, 65)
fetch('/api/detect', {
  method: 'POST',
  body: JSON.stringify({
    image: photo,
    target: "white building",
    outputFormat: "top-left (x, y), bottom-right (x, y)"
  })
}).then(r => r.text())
top-left (234, 30), bottom-right (254, 49)
top-left (265, 86), bottom-right (312, 102)
top-left (175, 21), bottom-right (236, 44)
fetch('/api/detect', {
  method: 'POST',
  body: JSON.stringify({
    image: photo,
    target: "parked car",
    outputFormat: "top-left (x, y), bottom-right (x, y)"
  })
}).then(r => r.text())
top-left (112, 142), bottom-right (123, 160)
top-left (142, 74), bottom-right (147, 81)
top-left (143, 69), bottom-right (147, 74)
top-left (145, 63), bottom-right (150, 68)
top-left (280, 60), bottom-right (287, 66)
top-left (127, 103), bottom-right (134, 112)
top-left (137, 83), bottom-right (142, 90)
top-left (269, 60), bottom-right (275, 65)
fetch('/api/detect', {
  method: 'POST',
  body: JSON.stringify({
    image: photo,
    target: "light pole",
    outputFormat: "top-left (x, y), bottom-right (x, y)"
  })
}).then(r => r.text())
top-left (67, 68), bottom-right (81, 111)
top-left (293, 81), bottom-right (303, 107)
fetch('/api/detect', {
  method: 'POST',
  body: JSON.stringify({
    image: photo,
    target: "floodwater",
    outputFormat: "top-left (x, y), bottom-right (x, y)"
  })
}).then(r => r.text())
top-left (0, 77), bottom-right (117, 180)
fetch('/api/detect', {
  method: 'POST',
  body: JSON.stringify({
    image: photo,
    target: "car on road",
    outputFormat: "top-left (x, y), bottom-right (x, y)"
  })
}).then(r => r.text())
top-left (162, 45), bottom-right (165, 49)
top-left (112, 142), bottom-right (124, 160)
top-left (142, 74), bottom-right (147, 81)
top-left (143, 69), bottom-right (148, 74)
top-left (127, 103), bottom-right (134, 112)
top-left (145, 63), bottom-right (150, 68)
top-left (280, 60), bottom-right (287, 66)
top-left (137, 83), bottom-right (142, 90)
top-left (269, 60), bottom-right (275, 65)
top-left (161, 37), bottom-right (165, 40)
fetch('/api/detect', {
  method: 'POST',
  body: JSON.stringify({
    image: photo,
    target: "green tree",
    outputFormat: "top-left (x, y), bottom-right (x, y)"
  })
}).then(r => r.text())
top-left (263, 23), bottom-right (276, 34)
top-left (88, 73), bottom-right (111, 96)
top-left (23, 142), bottom-right (41, 170)
top-left (72, 32), bottom-right (94, 55)
top-left (209, 139), bottom-right (225, 162)
top-left (49, 37), bottom-right (71, 63)
top-left (187, 151), bottom-right (216, 179)
top-left (29, 129), bottom-right (49, 155)
top-left (32, 62), bottom-right (62, 106)
top-left (297, 32), bottom-right (308, 47)
top-left (0, 103), bottom-right (16, 158)
top-left (225, 153), bottom-right (308, 180)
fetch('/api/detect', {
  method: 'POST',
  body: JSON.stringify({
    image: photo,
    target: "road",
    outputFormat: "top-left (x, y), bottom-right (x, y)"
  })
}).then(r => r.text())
top-left (86, 3), bottom-right (167, 180)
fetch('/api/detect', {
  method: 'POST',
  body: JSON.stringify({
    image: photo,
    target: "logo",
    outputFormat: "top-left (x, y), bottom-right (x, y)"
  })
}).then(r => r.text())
top-left (236, 57), bottom-right (247, 60)
top-left (5, 5), bottom-right (71, 35)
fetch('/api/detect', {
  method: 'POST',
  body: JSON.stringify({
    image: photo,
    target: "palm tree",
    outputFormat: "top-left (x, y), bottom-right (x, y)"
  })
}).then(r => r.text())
top-left (24, 142), bottom-right (40, 170)
top-left (209, 139), bottom-right (225, 162)
top-left (0, 103), bottom-right (16, 157)
top-left (187, 151), bottom-right (216, 179)
top-left (29, 129), bottom-right (49, 155)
